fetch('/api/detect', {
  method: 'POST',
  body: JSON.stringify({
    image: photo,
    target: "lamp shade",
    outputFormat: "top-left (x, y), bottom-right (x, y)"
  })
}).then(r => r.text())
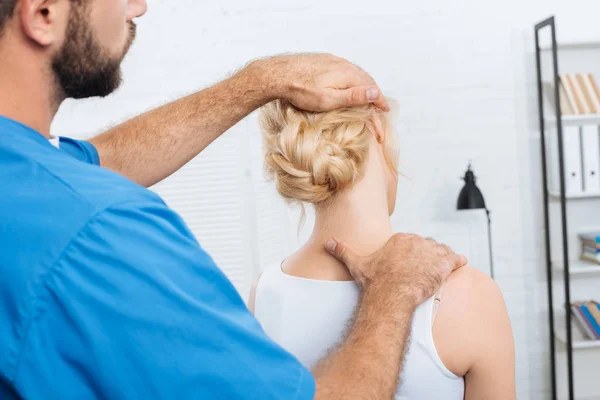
top-left (457, 164), bottom-right (486, 210)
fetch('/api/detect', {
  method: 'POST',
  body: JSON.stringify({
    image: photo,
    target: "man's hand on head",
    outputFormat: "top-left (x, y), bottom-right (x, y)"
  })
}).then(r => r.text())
top-left (92, 52), bottom-right (388, 187)
top-left (251, 53), bottom-right (390, 112)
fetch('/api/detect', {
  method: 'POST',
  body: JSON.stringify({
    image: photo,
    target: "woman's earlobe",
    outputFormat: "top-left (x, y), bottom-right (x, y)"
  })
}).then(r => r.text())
top-left (375, 125), bottom-right (386, 144)
top-left (369, 115), bottom-right (386, 144)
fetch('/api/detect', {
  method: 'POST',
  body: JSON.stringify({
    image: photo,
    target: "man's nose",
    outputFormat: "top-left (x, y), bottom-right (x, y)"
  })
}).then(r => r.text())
top-left (127, 0), bottom-right (148, 21)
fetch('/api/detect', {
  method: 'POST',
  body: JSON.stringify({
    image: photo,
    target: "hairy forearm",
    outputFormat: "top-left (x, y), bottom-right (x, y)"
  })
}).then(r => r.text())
top-left (90, 61), bottom-right (272, 187)
top-left (313, 289), bottom-right (414, 400)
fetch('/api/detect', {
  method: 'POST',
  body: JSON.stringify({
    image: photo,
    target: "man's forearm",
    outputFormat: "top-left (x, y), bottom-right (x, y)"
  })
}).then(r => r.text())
top-left (90, 61), bottom-right (272, 187)
top-left (89, 53), bottom-right (390, 187)
top-left (313, 288), bottom-right (414, 400)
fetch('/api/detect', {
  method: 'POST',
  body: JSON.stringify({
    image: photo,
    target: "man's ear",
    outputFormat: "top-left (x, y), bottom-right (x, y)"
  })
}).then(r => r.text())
top-left (19, 0), bottom-right (68, 47)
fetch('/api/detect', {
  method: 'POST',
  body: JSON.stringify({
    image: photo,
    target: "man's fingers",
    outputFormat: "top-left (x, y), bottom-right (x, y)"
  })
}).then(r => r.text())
top-left (452, 254), bottom-right (469, 271)
top-left (370, 90), bottom-right (391, 112)
top-left (319, 86), bottom-right (390, 111)
top-left (336, 86), bottom-right (374, 109)
top-left (325, 238), bottom-right (358, 268)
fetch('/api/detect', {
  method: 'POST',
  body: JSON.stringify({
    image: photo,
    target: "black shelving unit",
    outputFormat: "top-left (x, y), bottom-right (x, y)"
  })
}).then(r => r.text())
top-left (534, 16), bottom-right (572, 400)
top-left (535, 17), bottom-right (598, 400)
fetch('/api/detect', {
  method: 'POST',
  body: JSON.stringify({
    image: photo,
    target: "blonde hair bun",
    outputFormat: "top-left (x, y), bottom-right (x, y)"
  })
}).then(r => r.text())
top-left (259, 100), bottom-right (385, 204)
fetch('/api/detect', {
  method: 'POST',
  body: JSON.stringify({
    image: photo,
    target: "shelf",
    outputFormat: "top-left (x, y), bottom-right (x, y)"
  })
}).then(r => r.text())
top-left (554, 259), bottom-right (600, 276)
top-left (548, 190), bottom-right (600, 199)
top-left (555, 329), bottom-right (600, 349)
top-left (545, 114), bottom-right (600, 126)
top-left (540, 41), bottom-right (600, 51)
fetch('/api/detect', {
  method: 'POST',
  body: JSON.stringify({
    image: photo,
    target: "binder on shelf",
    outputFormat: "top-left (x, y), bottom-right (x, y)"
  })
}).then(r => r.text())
top-left (568, 74), bottom-right (591, 114)
top-left (563, 126), bottom-right (584, 194)
top-left (547, 128), bottom-right (559, 193)
top-left (548, 126), bottom-right (584, 194)
top-left (581, 125), bottom-right (600, 192)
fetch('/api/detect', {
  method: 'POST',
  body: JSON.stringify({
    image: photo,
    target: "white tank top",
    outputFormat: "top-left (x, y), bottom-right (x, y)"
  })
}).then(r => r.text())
top-left (254, 264), bottom-right (465, 400)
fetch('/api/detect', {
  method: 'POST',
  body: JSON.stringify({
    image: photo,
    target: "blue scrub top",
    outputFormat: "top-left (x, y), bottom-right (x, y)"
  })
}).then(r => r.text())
top-left (0, 115), bottom-right (315, 399)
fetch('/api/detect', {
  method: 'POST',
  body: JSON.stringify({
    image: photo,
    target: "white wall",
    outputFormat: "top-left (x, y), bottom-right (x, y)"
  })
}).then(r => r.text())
top-left (51, 1), bottom-right (600, 399)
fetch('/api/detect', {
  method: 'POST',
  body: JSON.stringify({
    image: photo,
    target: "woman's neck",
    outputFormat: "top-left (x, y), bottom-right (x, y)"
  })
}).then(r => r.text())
top-left (311, 144), bottom-right (394, 253)
top-left (284, 170), bottom-right (393, 281)
top-left (309, 191), bottom-right (393, 256)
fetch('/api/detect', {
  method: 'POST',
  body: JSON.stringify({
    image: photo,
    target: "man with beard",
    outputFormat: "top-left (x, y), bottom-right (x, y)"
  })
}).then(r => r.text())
top-left (0, 1), bottom-right (467, 399)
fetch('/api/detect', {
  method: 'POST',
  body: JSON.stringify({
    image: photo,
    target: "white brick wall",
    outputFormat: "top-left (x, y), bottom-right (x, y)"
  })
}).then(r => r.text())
top-left (51, 1), bottom-right (600, 398)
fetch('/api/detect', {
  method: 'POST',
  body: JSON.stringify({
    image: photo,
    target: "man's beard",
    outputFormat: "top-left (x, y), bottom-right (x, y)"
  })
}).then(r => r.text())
top-left (51, 4), bottom-right (136, 99)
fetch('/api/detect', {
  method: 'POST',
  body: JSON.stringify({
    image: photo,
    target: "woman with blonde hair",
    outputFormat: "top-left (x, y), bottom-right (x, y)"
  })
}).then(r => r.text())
top-left (248, 98), bottom-right (516, 399)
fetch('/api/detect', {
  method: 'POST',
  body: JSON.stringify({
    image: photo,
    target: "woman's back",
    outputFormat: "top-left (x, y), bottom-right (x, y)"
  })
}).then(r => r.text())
top-left (253, 263), bottom-right (465, 400)
top-left (253, 98), bottom-right (516, 399)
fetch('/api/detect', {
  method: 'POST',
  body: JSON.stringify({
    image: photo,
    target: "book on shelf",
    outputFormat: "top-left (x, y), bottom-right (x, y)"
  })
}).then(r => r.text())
top-left (543, 82), bottom-right (574, 115)
top-left (589, 301), bottom-right (600, 330)
top-left (560, 74), bottom-right (581, 114)
top-left (588, 74), bottom-right (600, 110)
top-left (580, 74), bottom-right (600, 113)
top-left (548, 73), bottom-right (600, 116)
top-left (567, 74), bottom-right (590, 114)
top-left (580, 232), bottom-right (600, 264)
top-left (559, 82), bottom-right (574, 115)
top-left (580, 303), bottom-right (600, 337)
top-left (579, 232), bottom-right (600, 243)
top-left (571, 301), bottom-right (600, 340)
top-left (581, 253), bottom-right (600, 264)
top-left (572, 303), bottom-right (597, 339)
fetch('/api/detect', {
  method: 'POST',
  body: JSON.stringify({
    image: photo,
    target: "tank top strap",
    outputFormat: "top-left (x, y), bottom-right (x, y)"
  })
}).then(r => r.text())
top-left (413, 287), bottom-right (460, 379)
top-left (258, 262), bottom-right (285, 284)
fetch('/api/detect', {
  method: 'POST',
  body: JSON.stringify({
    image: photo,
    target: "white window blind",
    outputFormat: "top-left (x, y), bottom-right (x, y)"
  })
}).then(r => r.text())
top-left (151, 121), bottom-right (253, 297)
top-left (246, 114), bottom-right (293, 273)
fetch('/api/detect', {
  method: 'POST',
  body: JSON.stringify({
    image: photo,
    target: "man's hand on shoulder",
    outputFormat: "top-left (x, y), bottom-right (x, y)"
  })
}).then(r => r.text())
top-left (313, 234), bottom-right (467, 399)
top-left (249, 53), bottom-right (390, 112)
top-left (326, 233), bottom-right (468, 311)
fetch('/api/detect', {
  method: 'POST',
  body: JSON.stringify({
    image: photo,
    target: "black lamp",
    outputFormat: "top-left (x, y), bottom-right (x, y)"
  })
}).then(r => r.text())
top-left (457, 163), bottom-right (495, 279)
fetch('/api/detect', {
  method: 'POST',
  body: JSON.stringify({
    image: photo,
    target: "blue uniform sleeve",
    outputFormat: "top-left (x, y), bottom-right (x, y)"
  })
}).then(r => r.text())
top-left (12, 200), bottom-right (315, 400)
top-left (59, 137), bottom-right (100, 166)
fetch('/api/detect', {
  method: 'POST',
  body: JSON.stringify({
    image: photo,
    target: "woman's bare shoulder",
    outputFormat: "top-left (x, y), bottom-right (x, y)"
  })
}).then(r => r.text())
top-left (444, 265), bottom-right (503, 303)
top-left (433, 265), bottom-right (510, 376)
